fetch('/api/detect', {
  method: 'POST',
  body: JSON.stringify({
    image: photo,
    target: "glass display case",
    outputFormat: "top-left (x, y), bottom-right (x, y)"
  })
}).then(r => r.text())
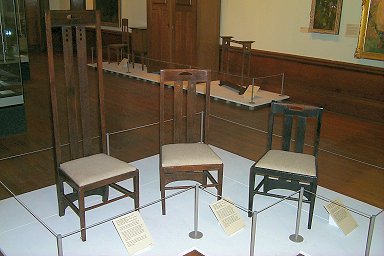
top-left (0, 0), bottom-right (27, 137)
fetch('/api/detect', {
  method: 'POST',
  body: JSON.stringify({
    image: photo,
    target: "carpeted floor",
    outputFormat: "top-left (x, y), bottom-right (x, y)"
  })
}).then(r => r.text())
top-left (0, 147), bottom-right (383, 256)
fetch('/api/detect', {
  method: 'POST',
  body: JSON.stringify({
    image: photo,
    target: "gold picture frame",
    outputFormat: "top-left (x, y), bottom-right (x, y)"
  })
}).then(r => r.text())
top-left (355, 0), bottom-right (384, 61)
top-left (309, 0), bottom-right (343, 34)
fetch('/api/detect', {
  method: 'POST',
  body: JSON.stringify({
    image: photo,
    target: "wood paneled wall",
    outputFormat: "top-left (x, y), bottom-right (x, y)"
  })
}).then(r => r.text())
top-left (221, 46), bottom-right (384, 123)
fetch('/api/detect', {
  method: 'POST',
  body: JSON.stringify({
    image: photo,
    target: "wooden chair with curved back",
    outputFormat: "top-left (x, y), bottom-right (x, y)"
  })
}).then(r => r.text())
top-left (159, 69), bottom-right (224, 215)
top-left (107, 18), bottom-right (130, 64)
top-left (45, 10), bottom-right (139, 241)
top-left (248, 101), bottom-right (323, 229)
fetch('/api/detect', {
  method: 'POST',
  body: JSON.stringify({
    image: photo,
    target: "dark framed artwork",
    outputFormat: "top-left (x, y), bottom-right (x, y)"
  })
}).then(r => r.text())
top-left (355, 0), bottom-right (384, 61)
top-left (94, 0), bottom-right (120, 27)
top-left (309, 0), bottom-right (343, 34)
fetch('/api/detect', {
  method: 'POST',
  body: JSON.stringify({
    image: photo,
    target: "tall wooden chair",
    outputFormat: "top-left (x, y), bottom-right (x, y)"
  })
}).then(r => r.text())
top-left (45, 10), bottom-right (139, 241)
top-left (159, 69), bottom-right (223, 215)
top-left (248, 101), bottom-right (323, 229)
top-left (107, 18), bottom-right (130, 64)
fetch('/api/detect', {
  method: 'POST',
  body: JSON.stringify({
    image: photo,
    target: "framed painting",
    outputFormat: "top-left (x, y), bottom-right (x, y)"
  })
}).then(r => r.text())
top-left (355, 0), bottom-right (384, 61)
top-left (309, 0), bottom-right (343, 34)
top-left (94, 0), bottom-right (121, 27)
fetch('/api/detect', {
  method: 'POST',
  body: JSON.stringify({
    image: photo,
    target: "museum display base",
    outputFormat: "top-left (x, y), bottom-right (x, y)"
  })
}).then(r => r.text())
top-left (0, 147), bottom-right (383, 256)
top-left (88, 61), bottom-right (289, 109)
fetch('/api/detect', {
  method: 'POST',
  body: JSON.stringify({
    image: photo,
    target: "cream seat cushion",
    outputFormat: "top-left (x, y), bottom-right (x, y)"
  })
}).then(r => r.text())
top-left (60, 153), bottom-right (137, 187)
top-left (255, 150), bottom-right (316, 176)
top-left (161, 143), bottom-right (222, 167)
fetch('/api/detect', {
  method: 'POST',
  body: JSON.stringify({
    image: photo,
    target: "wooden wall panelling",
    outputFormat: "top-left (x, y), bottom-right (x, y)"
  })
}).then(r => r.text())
top-left (147, 0), bottom-right (172, 69)
top-left (147, 0), bottom-right (220, 71)
top-left (222, 45), bottom-right (384, 122)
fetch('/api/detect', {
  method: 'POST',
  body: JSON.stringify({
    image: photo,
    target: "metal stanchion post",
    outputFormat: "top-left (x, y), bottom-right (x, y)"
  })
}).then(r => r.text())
top-left (280, 73), bottom-right (285, 96)
top-left (57, 234), bottom-right (63, 256)
top-left (189, 184), bottom-right (203, 239)
top-left (289, 187), bottom-right (304, 242)
top-left (365, 214), bottom-right (376, 256)
top-left (250, 211), bottom-right (258, 256)
top-left (106, 133), bottom-right (110, 156)
top-left (249, 78), bottom-right (255, 104)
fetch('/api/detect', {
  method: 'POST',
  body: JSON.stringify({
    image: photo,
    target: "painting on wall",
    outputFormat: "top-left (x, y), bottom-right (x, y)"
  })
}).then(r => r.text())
top-left (94, 0), bottom-right (120, 27)
top-left (309, 0), bottom-right (343, 34)
top-left (355, 0), bottom-right (384, 61)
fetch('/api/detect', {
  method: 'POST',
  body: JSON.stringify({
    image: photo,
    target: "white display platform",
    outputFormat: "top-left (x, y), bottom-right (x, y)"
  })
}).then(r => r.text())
top-left (0, 147), bottom-right (383, 256)
top-left (88, 61), bottom-right (289, 109)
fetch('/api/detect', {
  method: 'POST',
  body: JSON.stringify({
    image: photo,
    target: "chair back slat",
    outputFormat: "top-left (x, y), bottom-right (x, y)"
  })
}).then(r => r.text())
top-left (160, 69), bottom-right (210, 146)
top-left (46, 10), bottom-right (105, 165)
top-left (62, 26), bottom-right (80, 159)
top-left (186, 80), bottom-right (197, 142)
top-left (282, 115), bottom-right (293, 151)
top-left (76, 26), bottom-right (93, 156)
top-left (295, 116), bottom-right (307, 153)
top-left (268, 101), bottom-right (323, 156)
top-left (173, 81), bottom-right (184, 143)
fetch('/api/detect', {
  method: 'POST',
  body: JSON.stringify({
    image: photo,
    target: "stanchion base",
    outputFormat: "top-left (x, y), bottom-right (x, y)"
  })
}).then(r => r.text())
top-left (189, 231), bottom-right (203, 239)
top-left (289, 234), bottom-right (304, 243)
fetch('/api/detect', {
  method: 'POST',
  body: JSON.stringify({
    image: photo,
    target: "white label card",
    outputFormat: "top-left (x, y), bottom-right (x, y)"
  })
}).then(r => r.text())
top-left (210, 198), bottom-right (245, 236)
top-left (113, 211), bottom-right (153, 255)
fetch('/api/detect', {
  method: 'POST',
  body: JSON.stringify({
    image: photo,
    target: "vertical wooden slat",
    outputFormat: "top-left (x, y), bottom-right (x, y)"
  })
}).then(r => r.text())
top-left (95, 11), bottom-right (107, 154)
top-left (45, 11), bottom-right (62, 166)
top-left (282, 115), bottom-right (293, 151)
top-left (186, 80), bottom-right (196, 142)
top-left (173, 81), bottom-right (183, 143)
top-left (159, 72), bottom-right (165, 148)
top-left (62, 26), bottom-right (80, 159)
top-left (76, 26), bottom-right (92, 156)
top-left (295, 116), bottom-right (307, 153)
top-left (204, 70), bottom-right (211, 143)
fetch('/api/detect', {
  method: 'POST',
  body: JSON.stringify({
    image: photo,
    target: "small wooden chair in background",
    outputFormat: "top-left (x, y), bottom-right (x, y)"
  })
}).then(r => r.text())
top-left (45, 10), bottom-right (139, 241)
top-left (107, 18), bottom-right (130, 64)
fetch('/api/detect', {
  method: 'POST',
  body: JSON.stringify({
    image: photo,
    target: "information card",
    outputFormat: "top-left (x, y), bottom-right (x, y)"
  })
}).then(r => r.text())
top-left (324, 198), bottom-right (358, 235)
top-left (113, 211), bottom-right (153, 255)
top-left (210, 198), bottom-right (245, 236)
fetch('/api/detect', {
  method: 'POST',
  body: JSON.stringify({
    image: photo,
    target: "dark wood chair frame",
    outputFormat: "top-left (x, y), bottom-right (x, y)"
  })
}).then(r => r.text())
top-left (107, 18), bottom-right (130, 64)
top-left (159, 69), bottom-right (223, 215)
top-left (45, 10), bottom-right (139, 241)
top-left (219, 36), bottom-right (254, 95)
top-left (248, 101), bottom-right (323, 229)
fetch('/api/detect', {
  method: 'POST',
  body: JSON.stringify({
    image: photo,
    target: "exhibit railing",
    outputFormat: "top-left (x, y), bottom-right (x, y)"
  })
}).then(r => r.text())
top-left (1, 112), bottom-right (383, 255)
top-left (0, 171), bottom-right (382, 256)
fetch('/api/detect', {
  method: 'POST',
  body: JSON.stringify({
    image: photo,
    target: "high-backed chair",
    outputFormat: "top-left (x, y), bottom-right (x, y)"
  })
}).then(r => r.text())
top-left (159, 69), bottom-right (223, 215)
top-left (248, 101), bottom-right (323, 229)
top-left (45, 10), bottom-right (139, 241)
top-left (107, 18), bottom-right (130, 64)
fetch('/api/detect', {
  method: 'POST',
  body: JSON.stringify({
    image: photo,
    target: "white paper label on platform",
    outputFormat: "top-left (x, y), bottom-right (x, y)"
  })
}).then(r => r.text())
top-left (113, 211), bottom-right (153, 255)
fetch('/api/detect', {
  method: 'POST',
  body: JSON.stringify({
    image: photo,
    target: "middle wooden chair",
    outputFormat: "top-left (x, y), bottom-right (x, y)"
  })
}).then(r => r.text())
top-left (159, 69), bottom-right (223, 215)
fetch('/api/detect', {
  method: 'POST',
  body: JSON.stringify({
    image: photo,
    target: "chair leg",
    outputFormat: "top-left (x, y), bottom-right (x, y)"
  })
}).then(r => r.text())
top-left (78, 190), bottom-right (86, 241)
top-left (102, 185), bottom-right (109, 203)
top-left (217, 167), bottom-right (223, 200)
top-left (133, 171), bottom-right (140, 210)
top-left (57, 172), bottom-right (66, 217)
top-left (132, 52), bottom-right (135, 69)
top-left (308, 183), bottom-right (317, 229)
top-left (248, 168), bottom-right (256, 217)
top-left (160, 171), bottom-right (166, 215)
